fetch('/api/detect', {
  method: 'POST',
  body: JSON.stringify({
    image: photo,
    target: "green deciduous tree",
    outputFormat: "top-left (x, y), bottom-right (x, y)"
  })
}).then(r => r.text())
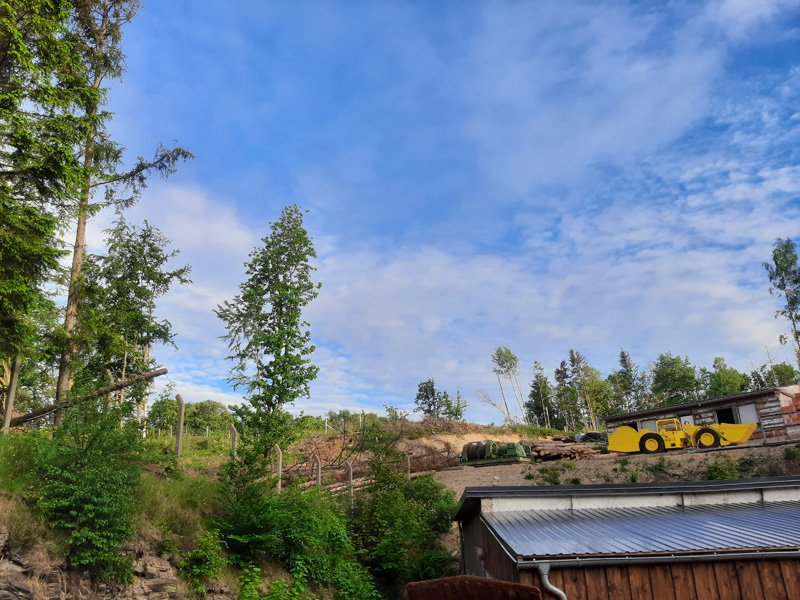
top-left (185, 400), bottom-right (232, 433)
top-left (491, 346), bottom-right (527, 423)
top-left (651, 352), bottom-right (698, 405)
top-left (79, 217), bottom-right (190, 422)
top-left (703, 357), bottom-right (749, 399)
top-left (216, 205), bottom-right (319, 455)
top-left (764, 237), bottom-right (800, 369)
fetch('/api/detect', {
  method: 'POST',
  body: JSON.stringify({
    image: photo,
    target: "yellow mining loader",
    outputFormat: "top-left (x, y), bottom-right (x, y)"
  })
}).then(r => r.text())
top-left (608, 418), bottom-right (757, 454)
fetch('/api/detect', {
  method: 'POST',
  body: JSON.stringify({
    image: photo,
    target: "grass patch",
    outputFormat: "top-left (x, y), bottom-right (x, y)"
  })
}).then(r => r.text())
top-left (705, 457), bottom-right (756, 481)
top-left (785, 444), bottom-right (800, 462)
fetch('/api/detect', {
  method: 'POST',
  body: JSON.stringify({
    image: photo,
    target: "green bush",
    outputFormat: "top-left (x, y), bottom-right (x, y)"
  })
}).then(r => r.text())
top-left (180, 530), bottom-right (227, 596)
top-left (349, 459), bottom-right (457, 598)
top-left (34, 401), bottom-right (142, 583)
top-left (704, 457), bottom-right (754, 481)
top-left (217, 459), bottom-right (376, 600)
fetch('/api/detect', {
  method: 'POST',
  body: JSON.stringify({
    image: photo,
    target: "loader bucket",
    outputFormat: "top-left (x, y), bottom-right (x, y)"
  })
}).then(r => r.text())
top-left (715, 422), bottom-right (757, 446)
top-left (607, 425), bottom-right (643, 453)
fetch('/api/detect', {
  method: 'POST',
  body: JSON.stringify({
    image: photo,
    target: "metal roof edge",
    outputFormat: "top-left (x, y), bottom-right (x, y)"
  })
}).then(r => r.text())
top-left (602, 388), bottom-right (785, 422)
top-left (515, 549), bottom-right (800, 569)
top-left (452, 475), bottom-right (800, 521)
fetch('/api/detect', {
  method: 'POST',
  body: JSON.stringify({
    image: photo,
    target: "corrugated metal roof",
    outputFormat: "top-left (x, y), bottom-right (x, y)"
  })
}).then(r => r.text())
top-left (483, 500), bottom-right (800, 559)
top-left (601, 387), bottom-right (788, 422)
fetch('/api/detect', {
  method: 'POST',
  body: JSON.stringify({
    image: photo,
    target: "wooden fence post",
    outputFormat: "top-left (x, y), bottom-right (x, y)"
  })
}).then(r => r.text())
top-left (346, 460), bottom-right (353, 508)
top-left (274, 444), bottom-right (283, 493)
top-left (313, 453), bottom-right (321, 486)
top-left (175, 394), bottom-right (185, 457)
top-left (229, 423), bottom-right (238, 458)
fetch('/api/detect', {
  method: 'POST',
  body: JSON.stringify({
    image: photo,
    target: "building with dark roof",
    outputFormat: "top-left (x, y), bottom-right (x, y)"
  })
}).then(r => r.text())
top-left (454, 476), bottom-right (800, 599)
top-left (603, 386), bottom-right (800, 441)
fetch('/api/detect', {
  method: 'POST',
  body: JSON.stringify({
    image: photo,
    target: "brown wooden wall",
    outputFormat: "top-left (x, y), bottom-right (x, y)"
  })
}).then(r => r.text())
top-left (518, 559), bottom-right (800, 600)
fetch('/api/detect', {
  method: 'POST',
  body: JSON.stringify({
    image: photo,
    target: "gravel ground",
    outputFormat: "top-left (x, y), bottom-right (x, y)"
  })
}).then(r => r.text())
top-left (434, 443), bottom-right (800, 500)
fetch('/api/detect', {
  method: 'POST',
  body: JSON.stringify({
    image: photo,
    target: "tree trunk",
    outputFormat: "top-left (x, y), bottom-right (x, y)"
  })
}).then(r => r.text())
top-left (496, 373), bottom-right (511, 422)
top-left (11, 367), bottom-right (167, 427)
top-left (2, 355), bottom-right (22, 434)
top-left (54, 3), bottom-right (109, 425)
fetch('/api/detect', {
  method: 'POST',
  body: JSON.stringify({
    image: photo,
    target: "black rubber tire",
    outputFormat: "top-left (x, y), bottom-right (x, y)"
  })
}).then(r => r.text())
top-left (639, 433), bottom-right (666, 454)
top-left (696, 428), bottom-right (721, 449)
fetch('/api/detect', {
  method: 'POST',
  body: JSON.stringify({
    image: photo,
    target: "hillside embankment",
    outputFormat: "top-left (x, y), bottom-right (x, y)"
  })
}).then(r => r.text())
top-left (2, 424), bottom-right (799, 600)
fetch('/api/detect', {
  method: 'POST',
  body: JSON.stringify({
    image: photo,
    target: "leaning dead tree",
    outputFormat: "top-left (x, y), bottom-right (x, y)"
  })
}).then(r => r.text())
top-left (9, 368), bottom-right (168, 428)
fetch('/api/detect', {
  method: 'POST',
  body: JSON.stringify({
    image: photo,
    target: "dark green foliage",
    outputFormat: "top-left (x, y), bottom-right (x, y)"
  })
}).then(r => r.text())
top-left (0, 198), bottom-right (65, 356)
top-left (179, 530), bottom-right (227, 596)
top-left (217, 466), bottom-right (376, 600)
top-left (785, 444), bottom-right (800, 462)
top-left (34, 400), bottom-right (142, 582)
top-left (349, 458), bottom-right (458, 597)
top-left (526, 361), bottom-right (559, 429)
top-left (413, 378), bottom-right (442, 422)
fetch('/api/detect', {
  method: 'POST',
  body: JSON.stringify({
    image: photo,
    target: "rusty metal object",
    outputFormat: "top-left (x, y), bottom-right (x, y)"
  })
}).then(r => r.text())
top-left (405, 575), bottom-right (542, 600)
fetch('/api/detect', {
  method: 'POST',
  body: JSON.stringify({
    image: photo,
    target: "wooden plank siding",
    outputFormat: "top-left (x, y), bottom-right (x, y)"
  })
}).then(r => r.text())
top-left (513, 559), bottom-right (800, 599)
top-left (480, 524), bottom-right (519, 582)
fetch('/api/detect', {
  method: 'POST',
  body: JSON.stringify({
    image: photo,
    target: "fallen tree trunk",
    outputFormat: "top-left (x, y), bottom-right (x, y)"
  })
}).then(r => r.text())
top-left (10, 368), bottom-right (168, 427)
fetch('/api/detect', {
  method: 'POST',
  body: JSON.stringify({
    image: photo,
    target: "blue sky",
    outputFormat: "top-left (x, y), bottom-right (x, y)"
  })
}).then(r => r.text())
top-left (81, 0), bottom-right (800, 423)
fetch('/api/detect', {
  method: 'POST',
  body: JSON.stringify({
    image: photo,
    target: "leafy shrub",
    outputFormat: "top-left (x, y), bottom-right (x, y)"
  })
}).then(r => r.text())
top-left (238, 566), bottom-right (264, 600)
top-left (217, 461), bottom-right (376, 600)
top-left (180, 530), bottom-right (227, 596)
top-left (646, 457), bottom-right (667, 473)
top-left (34, 401), bottom-right (142, 583)
top-left (349, 459), bottom-right (457, 598)
top-left (705, 457), bottom-right (754, 481)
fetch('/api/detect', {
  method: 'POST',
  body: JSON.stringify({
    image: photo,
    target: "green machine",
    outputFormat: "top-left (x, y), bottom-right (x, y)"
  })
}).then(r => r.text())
top-left (460, 440), bottom-right (531, 466)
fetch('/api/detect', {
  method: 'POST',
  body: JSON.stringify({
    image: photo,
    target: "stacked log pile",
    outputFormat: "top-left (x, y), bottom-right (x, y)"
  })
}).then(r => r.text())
top-left (523, 440), bottom-right (603, 462)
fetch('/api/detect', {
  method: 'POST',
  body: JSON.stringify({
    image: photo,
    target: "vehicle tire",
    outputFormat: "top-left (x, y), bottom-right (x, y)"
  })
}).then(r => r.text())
top-left (639, 433), bottom-right (666, 454)
top-left (696, 428), bottom-right (721, 449)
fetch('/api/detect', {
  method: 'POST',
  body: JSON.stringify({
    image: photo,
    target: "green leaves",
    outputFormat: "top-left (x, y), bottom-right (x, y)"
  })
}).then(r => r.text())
top-left (216, 205), bottom-right (319, 454)
top-left (34, 399), bottom-right (143, 582)
top-left (764, 237), bottom-right (800, 368)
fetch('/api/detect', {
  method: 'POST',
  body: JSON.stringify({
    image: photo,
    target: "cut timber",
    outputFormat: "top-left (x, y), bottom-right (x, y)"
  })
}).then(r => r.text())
top-left (10, 368), bottom-right (168, 427)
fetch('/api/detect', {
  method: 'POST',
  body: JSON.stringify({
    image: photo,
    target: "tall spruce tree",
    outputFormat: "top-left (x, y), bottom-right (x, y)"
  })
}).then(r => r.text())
top-left (216, 205), bottom-right (320, 454)
top-left (54, 0), bottom-right (192, 421)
